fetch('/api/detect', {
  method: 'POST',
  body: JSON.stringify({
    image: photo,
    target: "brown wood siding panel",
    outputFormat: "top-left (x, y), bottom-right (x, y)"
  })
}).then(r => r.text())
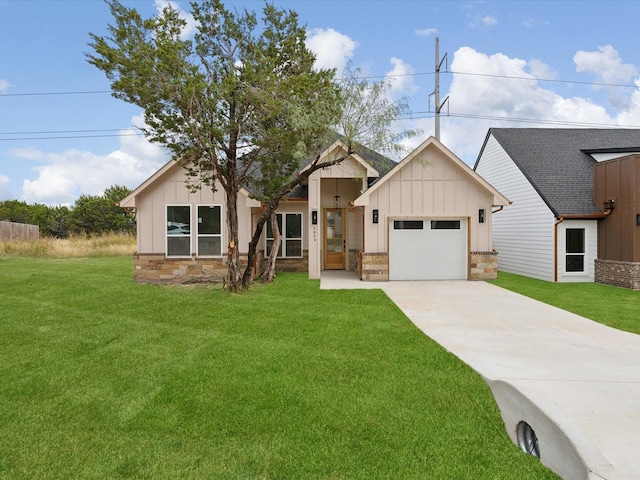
top-left (595, 155), bottom-right (640, 262)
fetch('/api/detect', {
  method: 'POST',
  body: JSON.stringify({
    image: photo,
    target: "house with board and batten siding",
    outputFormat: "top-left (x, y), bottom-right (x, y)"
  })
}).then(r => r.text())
top-left (119, 136), bottom-right (509, 284)
top-left (474, 128), bottom-right (640, 289)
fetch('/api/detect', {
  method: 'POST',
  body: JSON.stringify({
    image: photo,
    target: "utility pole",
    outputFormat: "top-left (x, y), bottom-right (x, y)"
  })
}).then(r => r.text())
top-left (431, 37), bottom-right (449, 140)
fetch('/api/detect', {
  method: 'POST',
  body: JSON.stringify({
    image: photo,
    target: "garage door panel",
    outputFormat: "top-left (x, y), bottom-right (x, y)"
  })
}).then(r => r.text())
top-left (389, 218), bottom-right (467, 280)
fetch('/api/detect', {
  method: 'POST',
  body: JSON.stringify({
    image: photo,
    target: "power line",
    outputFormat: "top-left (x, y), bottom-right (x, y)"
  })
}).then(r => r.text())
top-left (0, 128), bottom-right (137, 135)
top-left (404, 111), bottom-right (640, 129)
top-left (0, 90), bottom-right (111, 97)
top-left (0, 132), bottom-right (142, 142)
top-left (2, 70), bottom-right (638, 98)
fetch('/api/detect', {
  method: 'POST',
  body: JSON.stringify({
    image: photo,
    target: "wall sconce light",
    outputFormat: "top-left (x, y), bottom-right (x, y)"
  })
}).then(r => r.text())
top-left (333, 195), bottom-right (341, 208)
top-left (603, 199), bottom-right (615, 210)
top-left (311, 210), bottom-right (318, 225)
top-left (372, 209), bottom-right (379, 224)
top-left (478, 208), bottom-right (486, 223)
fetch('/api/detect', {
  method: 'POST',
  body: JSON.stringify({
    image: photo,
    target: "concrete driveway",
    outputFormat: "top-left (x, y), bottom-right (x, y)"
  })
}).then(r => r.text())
top-left (320, 272), bottom-right (640, 480)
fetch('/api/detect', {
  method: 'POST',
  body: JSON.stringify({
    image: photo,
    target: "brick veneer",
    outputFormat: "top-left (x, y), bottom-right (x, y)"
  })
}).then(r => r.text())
top-left (595, 259), bottom-right (640, 290)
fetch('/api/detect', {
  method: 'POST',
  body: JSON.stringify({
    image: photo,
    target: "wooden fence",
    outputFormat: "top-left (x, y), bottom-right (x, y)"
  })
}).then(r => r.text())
top-left (0, 221), bottom-right (40, 241)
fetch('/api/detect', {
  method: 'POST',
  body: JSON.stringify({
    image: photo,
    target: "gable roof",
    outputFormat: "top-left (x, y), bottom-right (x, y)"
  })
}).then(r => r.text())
top-left (118, 159), bottom-right (260, 209)
top-left (355, 136), bottom-right (510, 207)
top-left (476, 128), bottom-right (640, 217)
top-left (119, 137), bottom-right (395, 208)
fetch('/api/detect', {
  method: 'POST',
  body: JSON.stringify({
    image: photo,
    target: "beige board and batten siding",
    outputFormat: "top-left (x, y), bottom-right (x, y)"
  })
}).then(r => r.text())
top-left (475, 135), bottom-right (556, 282)
top-left (125, 160), bottom-right (258, 256)
top-left (359, 140), bottom-right (495, 254)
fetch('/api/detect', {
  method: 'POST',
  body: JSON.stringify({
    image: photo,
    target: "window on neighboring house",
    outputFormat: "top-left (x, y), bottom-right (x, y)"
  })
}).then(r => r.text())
top-left (167, 205), bottom-right (191, 257)
top-left (266, 213), bottom-right (302, 258)
top-left (566, 228), bottom-right (585, 272)
top-left (197, 205), bottom-right (222, 257)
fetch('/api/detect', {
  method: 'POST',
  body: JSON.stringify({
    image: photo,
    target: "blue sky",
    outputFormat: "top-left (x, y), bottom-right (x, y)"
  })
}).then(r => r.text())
top-left (1, 0), bottom-right (640, 205)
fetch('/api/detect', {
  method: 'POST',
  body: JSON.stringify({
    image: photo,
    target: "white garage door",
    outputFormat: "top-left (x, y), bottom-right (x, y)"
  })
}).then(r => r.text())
top-left (389, 219), bottom-right (467, 280)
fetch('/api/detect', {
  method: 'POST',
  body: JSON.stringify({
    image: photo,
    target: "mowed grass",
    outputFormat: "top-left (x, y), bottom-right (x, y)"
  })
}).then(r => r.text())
top-left (0, 257), bottom-right (557, 479)
top-left (490, 271), bottom-right (640, 335)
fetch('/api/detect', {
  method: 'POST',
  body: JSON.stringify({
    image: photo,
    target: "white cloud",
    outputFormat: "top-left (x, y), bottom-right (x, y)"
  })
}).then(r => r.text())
top-left (528, 58), bottom-right (557, 80)
top-left (574, 45), bottom-right (637, 83)
top-left (154, 0), bottom-right (197, 39)
top-left (480, 15), bottom-right (498, 27)
top-left (18, 115), bottom-right (168, 205)
top-left (522, 18), bottom-right (548, 29)
top-left (0, 174), bottom-right (12, 201)
top-left (470, 15), bottom-right (497, 28)
top-left (574, 45), bottom-right (638, 109)
top-left (415, 28), bottom-right (437, 37)
top-left (0, 79), bottom-right (9, 93)
top-left (616, 79), bottom-right (640, 126)
top-left (385, 57), bottom-right (417, 95)
top-left (437, 46), bottom-right (618, 163)
top-left (306, 28), bottom-right (358, 75)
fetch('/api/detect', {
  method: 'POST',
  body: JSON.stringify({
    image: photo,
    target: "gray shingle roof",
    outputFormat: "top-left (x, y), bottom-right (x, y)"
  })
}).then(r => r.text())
top-left (480, 128), bottom-right (640, 216)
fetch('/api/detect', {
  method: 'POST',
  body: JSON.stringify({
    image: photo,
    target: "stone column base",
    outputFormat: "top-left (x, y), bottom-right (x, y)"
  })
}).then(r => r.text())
top-left (470, 251), bottom-right (498, 281)
top-left (359, 252), bottom-right (389, 281)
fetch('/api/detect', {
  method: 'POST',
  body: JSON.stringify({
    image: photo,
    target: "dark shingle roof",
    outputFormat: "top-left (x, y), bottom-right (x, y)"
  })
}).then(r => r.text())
top-left (481, 128), bottom-right (640, 216)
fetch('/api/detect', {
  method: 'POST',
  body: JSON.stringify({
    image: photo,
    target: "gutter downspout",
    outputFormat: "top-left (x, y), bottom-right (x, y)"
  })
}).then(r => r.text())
top-left (554, 217), bottom-right (564, 283)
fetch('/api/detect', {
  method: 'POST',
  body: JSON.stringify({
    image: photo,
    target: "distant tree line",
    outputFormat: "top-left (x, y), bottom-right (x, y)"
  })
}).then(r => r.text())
top-left (0, 185), bottom-right (135, 237)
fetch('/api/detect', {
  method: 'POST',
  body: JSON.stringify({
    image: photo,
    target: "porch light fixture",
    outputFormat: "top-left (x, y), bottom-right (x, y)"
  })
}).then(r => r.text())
top-left (603, 199), bottom-right (615, 210)
top-left (478, 208), bottom-right (486, 223)
top-left (372, 209), bottom-right (379, 224)
top-left (333, 195), bottom-right (341, 208)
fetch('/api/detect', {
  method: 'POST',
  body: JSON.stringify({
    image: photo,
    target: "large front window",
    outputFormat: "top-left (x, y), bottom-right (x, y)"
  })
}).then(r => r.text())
top-left (266, 213), bottom-right (302, 258)
top-left (167, 205), bottom-right (191, 257)
top-left (197, 205), bottom-right (222, 257)
top-left (566, 228), bottom-right (585, 272)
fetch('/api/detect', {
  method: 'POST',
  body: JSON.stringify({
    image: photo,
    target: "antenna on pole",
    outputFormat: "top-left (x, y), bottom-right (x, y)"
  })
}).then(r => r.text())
top-left (429, 37), bottom-right (449, 140)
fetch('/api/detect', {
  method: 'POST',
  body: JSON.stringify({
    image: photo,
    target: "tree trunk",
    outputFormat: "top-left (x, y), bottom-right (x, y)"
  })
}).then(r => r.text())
top-left (242, 200), bottom-right (278, 288)
top-left (224, 186), bottom-right (242, 292)
top-left (262, 213), bottom-right (281, 283)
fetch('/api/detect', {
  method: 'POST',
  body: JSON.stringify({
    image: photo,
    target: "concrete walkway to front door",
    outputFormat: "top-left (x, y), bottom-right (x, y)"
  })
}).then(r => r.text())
top-left (320, 272), bottom-right (640, 480)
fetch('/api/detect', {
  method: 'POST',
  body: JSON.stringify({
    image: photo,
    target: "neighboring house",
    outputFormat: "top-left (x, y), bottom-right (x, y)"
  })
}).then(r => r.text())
top-left (474, 128), bottom-right (640, 289)
top-left (119, 136), bottom-right (509, 284)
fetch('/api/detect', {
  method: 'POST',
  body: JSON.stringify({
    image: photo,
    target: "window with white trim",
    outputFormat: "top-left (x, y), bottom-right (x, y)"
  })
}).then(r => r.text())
top-left (266, 213), bottom-right (302, 258)
top-left (565, 228), bottom-right (585, 272)
top-left (167, 205), bottom-right (191, 257)
top-left (197, 205), bottom-right (222, 257)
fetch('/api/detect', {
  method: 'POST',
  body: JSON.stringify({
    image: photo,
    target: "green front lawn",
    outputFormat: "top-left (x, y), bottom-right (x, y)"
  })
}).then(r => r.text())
top-left (0, 257), bottom-right (556, 479)
top-left (490, 272), bottom-right (640, 335)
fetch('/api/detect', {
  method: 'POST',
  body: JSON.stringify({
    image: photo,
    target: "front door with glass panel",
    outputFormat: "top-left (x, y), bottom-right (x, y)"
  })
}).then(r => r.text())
top-left (324, 208), bottom-right (345, 270)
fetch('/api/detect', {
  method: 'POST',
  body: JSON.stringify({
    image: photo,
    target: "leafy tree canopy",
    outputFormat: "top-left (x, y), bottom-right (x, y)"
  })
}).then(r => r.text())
top-left (88, 0), bottom-right (419, 290)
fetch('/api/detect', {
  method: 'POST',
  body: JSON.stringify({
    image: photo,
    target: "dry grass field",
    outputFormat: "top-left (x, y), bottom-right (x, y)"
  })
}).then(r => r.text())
top-left (0, 233), bottom-right (136, 258)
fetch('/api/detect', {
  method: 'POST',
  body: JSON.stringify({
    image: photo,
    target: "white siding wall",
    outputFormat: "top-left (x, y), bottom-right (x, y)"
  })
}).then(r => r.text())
top-left (557, 220), bottom-right (597, 282)
top-left (475, 135), bottom-right (556, 282)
